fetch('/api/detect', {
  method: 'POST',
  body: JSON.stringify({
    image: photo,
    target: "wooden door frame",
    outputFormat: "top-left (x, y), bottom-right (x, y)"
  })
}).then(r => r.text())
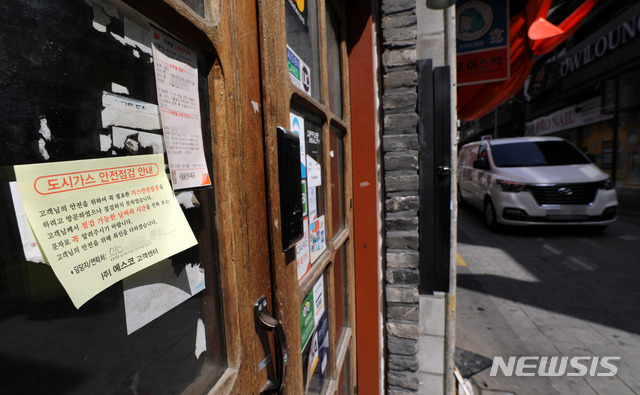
top-left (132, 0), bottom-right (360, 393)
top-left (206, 0), bottom-right (279, 393)
top-left (257, 0), bottom-right (358, 394)
top-left (123, 0), bottom-right (278, 393)
top-left (346, 0), bottom-right (382, 393)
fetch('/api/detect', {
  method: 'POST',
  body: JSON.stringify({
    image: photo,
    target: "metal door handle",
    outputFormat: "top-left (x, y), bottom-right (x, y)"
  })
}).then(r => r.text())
top-left (438, 166), bottom-right (451, 177)
top-left (255, 296), bottom-right (288, 394)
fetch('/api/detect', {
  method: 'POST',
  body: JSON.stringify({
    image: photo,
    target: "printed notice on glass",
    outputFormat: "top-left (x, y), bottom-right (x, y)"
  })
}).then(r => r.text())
top-left (14, 154), bottom-right (198, 308)
top-left (151, 29), bottom-right (211, 190)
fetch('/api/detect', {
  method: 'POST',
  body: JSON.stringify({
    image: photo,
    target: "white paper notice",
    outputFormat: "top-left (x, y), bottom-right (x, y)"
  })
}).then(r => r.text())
top-left (124, 17), bottom-right (152, 55)
top-left (151, 29), bottom-right (211, 190)
top-left (9, 182), bottom-right (45, 264)
top-left (101, 92), bottom-right (161, 131)
top-left (306, 155), bottom-right (322, 188)
top-left (123, 259), bottom-right (206, 334)
top-left (296, 217), bottom-right (311, 281)
top-left (308, 186), bottom-right (317, 221)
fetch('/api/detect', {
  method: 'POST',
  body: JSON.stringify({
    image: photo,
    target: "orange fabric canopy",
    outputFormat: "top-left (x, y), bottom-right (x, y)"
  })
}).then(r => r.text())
top-left (457, 0), bottom-right (597, 121)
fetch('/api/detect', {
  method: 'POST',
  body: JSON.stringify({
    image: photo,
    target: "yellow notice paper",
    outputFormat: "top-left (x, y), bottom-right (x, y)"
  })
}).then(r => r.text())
top-left (14, 154), bottom-right (198, 308)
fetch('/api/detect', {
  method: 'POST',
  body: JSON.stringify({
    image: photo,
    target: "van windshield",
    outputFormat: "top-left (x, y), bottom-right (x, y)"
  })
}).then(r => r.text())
top-left (490, 141), bottom-right (591, 167)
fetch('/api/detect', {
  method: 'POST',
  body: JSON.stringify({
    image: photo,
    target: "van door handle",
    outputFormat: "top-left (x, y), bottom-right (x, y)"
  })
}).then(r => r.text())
top-left (255, 296), bottom-right (288, 394)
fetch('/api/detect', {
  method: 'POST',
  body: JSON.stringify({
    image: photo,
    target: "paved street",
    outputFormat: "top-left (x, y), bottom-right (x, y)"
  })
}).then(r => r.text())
top-left (455, 206), bottom-right (640, 395)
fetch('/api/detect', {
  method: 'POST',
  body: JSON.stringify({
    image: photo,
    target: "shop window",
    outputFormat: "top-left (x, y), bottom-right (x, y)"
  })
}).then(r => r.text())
top-left (338, 349), bottom-right (350, 395)
top-left (616, 112), bottom-right (640, 190)
top-left (619, 71), bottom-right (640, 110)
top-left (333, 244), bottom-right (349, 335)
top-left (326, 2), bottom-right (343, 119)
top-left (0, 1), bottom-right (225, 393)
top-left (300, 270), bottom-right (331, 394)
top-left (286, 0), bottom-right (321, 101)
top-left (330, 126), bottom-right (346, 236)
top-left (290, 107), bottom-right (326, 281)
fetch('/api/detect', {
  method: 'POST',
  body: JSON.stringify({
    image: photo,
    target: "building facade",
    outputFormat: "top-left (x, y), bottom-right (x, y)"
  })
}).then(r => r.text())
top-left (527, 0), bottom-right (640, 219)
top-left (459, 0), bottom-right (640, 220)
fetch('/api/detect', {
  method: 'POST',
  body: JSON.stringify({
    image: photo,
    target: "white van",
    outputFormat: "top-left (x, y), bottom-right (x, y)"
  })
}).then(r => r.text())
top-left (457, 136), bottom-right (618, 229)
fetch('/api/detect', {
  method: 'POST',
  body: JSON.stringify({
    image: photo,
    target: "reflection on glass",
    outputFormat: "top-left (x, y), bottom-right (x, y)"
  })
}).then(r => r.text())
top-left (334, 244), bottom-right (348, 335)
top-left (326, 3), bottom-right (343, 118)
top-left (286, 0), bottom-right (321, 101)
top-left (301, 273), bottom-right (331, 394)
top-left (338, 349), bottom-right (350, 395)
top-left (619, 71), bottom-right (640, 109)
top-left (180, 0), bottom-right (205, 17)
top-left (330, 127), bottom-right (346, 236)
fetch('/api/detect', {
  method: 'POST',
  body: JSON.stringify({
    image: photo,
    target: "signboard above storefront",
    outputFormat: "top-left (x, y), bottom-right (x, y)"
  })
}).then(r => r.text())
top-left (456, 0), bottom-right (510, 86)
top-left (525, 97), bottom-right (613, 136)
top-left (559, 2), bottom-right (640, 78)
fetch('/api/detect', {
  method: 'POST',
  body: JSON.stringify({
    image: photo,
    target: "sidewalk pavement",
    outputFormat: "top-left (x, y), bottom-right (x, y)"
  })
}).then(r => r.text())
top-left (454, 210), bottom-right (640, 395)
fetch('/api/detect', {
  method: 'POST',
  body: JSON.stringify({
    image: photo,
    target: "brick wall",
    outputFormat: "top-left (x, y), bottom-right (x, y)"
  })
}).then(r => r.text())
top-left (380, 1), bottom-right (454, 394)
top-left (380, 1), bottom-right (421, 393)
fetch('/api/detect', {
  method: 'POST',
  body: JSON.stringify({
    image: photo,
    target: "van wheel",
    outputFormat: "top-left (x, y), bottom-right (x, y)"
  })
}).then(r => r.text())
top-left (484, 199), bottom-right (498, 230)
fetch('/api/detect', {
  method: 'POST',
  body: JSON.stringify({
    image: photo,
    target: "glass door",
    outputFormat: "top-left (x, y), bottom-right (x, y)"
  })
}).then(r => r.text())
top-left (257, 0), bottom-right (357, 393)
top-left (0, 0), bottom-right (277, 393)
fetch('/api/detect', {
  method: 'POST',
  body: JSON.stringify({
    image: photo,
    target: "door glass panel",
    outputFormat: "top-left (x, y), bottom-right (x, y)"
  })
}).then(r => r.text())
top-left (180, 0), bottom-right (205, 17)
top-left (286, 0), bottom-right (321, 101)
top-left (330, 126), bottom-right (345, 236)
top-left (326, 3), bottom-right (343, 119)
top-left (338, 349), bottom-right (350, 395)
top-left (291, 108), bottom-right (326, 281)
top-left (0, 1), bottom-right (225, 393)
top-left (300, 272), bottom-right (331, 394)
top-left (333, 244), bottom-right (348, 335)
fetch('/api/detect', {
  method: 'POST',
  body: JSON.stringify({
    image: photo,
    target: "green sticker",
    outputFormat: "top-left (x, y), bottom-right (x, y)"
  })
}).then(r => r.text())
top-left (300, 289), bottom-right (315, 349)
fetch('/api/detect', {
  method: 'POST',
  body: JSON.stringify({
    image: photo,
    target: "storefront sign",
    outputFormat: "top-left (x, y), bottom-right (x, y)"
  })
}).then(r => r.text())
top-left (560, 8), bottom-right (640, 77)
top-left (14, 154), bottom-right (198, 308)
top-left (526, 97), bottom-right (613, 136)
top-left (456, 0), bottom-right (510, 85)
top-left (152, 29), bottom-right (211, 190)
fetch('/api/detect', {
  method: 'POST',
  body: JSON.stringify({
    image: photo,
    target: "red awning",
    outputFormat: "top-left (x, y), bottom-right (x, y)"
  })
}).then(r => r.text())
top-left (457, 0), bottom-right (597, 121)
